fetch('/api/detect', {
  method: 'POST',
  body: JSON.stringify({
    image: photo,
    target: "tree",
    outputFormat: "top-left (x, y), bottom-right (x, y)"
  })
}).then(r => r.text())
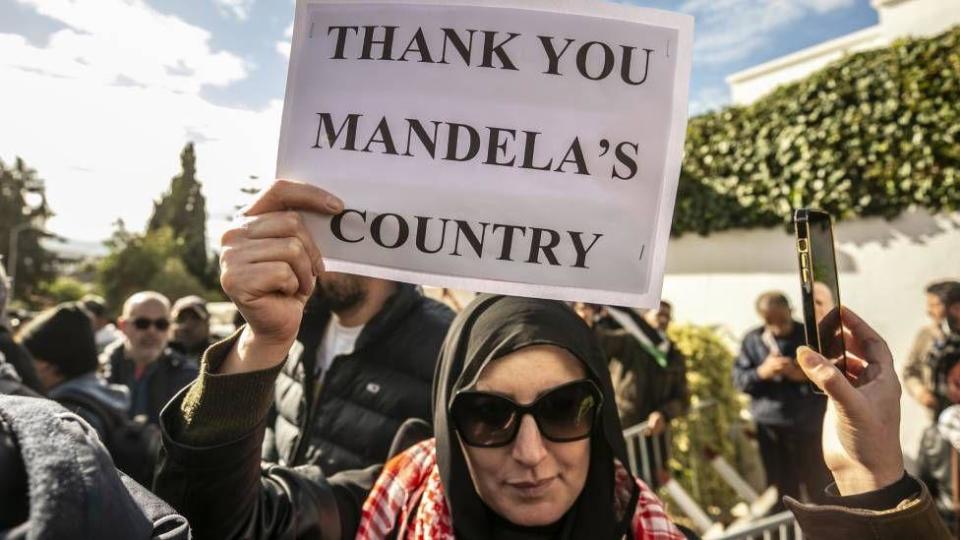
top-left (97, 222), bottom-right (207, 314)
top-left (0, 157), bottom-right (59, 301)
top-left (39, 276), bottom-right (92, 304)
top-left (148, 143), bottom-right (211, 285)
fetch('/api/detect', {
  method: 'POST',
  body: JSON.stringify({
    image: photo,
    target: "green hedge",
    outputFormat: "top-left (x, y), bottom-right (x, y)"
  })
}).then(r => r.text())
top-left (666, 324), bottom-right (744, 520)
top-left (674, 25), bottom-right (960, 236)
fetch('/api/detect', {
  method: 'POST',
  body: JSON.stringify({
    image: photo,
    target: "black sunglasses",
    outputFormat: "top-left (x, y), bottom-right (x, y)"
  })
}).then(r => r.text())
top-left (132, 317), bottom-right (170, 331)
top-left (450, 379), bottom-right (603, 448)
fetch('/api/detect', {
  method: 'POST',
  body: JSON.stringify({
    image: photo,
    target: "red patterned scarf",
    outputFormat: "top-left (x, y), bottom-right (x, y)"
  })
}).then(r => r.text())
top-left (357, 439), bottom-right (685, 540)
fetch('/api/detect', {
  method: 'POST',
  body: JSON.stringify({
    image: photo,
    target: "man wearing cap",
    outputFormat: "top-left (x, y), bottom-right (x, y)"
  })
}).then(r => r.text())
top-left (169, 295), bottom-right (215, 364)
top-left (100, 291), bottom-right (198, 425)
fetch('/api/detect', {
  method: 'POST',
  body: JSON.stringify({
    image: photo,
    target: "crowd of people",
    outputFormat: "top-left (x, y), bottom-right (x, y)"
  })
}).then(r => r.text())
top-left (0, 180), bottom-right (954, 539)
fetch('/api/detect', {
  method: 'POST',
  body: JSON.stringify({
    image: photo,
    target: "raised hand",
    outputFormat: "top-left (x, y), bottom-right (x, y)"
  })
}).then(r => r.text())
top-left (796, 307), bottom-right (904, 495)
top-left (219, 180), bottom-right (343, 374)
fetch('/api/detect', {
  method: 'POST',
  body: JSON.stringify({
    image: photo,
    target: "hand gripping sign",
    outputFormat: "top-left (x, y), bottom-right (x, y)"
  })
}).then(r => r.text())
top-left (278, 0), bottom-right (693, 307)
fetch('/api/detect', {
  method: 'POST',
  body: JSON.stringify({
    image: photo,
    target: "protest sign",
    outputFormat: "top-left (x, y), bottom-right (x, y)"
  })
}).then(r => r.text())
top-left (278, 0), bottom-right (693, 307)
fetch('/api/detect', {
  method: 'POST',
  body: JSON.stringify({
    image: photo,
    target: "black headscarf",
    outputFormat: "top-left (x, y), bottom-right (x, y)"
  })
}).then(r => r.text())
top-left (432, 295), bottom-right (638, 540)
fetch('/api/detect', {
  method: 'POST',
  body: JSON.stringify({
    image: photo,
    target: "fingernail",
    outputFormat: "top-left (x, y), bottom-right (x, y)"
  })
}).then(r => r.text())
top-left (797, 347), bottom-right (819, 369)
top-left (326, 195), bottom-right (344, 213)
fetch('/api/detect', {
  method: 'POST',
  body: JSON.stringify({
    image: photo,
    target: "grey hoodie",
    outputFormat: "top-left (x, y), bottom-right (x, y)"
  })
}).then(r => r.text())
top-left (0, 395), bottom-right (190, 539)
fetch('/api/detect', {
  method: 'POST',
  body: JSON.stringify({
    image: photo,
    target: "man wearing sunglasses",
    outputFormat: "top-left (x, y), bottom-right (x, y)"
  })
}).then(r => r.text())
top-left (100, 291), bottom-right (199, 425)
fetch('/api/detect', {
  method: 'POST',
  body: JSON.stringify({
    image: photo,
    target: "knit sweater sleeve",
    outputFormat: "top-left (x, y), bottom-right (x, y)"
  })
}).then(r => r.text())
top-left (175, 329), bottom-right (284, 447)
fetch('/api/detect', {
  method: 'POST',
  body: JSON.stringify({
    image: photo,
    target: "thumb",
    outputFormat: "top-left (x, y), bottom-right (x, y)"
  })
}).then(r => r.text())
top-left (797, 346), bottom-right (857, 405)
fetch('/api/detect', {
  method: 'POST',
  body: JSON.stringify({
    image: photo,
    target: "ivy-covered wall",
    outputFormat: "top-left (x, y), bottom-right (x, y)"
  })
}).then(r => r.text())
top-left (673, 25), bottom-right (960, 236)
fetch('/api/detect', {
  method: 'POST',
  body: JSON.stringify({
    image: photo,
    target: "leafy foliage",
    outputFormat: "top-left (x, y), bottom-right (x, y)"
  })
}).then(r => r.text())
top-left (0, 157), bottom-right (60, 300)
top-left (666, 324), bottom-right (745, 519)
top-left (148, 143), bottom-right (212, 285)
top-left (97, 223), bottom-right (207, 314)
top-left (675, 25), bottom-right (960, 235)
top-left (38, 276), bottom-right (93, 304)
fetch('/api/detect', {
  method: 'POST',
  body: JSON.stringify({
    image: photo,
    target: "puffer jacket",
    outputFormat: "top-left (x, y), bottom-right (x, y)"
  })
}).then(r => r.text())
top-left (266, 283), bottom-right (453, 474)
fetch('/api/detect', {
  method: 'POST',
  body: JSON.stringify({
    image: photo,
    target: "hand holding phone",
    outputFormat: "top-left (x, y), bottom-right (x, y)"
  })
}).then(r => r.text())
top-left (795, 208), bottom-right (853, 385)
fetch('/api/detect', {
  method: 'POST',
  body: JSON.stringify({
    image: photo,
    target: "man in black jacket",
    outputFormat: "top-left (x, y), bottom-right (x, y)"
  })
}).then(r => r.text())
top-left (733, 291), bottom-right (830, 512)
top-left (100, 291), bottom-right (198, 425)
top-left (264, 273), bottom-right (453, 474)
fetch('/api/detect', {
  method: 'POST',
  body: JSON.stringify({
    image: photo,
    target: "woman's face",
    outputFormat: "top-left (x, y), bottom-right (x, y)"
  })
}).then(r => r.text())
top-left (459, 345), bottom-right (591, 527)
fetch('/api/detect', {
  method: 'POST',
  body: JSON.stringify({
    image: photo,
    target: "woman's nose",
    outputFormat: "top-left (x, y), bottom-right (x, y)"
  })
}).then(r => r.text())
top-left (511, 415), bottom-right (547, 466)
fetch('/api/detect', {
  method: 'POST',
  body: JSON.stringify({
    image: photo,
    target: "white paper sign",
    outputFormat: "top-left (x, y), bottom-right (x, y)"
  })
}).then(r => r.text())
top-left (278, 0), bottom-right (693, 307)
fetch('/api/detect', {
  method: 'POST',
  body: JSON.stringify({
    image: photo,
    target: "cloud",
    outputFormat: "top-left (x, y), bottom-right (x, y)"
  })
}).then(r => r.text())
top-left (213, 0), bottom-right (255, 21)
top-left (276, 21), bottom-right (293, 58)
top-left (0, 0), bottom-right (279, 245)
top-left (8, 0), bottom-right (247, 93)
top-left (678, 0), bottom-right (857, 65)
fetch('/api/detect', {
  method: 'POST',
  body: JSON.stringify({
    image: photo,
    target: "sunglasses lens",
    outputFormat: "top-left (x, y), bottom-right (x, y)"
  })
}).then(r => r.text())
top-left (133, 318), bottom-right (169, 331)
top-left (454, 394), bottom-right (517, 447)
top-left (535, 383), bottom-right (598, 442)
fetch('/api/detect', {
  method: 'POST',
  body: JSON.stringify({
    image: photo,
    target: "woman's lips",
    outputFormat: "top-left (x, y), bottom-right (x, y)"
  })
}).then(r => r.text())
top-left (506, 477), bottom-right (556, 498)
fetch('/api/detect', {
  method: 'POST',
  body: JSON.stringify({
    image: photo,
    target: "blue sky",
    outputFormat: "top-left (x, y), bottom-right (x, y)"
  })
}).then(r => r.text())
top-left (0, 0), bottom-right (879, 244)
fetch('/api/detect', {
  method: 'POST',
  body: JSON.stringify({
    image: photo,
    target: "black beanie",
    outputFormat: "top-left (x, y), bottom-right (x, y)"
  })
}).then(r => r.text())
top-left (19, 303), bottom-right (98, 379)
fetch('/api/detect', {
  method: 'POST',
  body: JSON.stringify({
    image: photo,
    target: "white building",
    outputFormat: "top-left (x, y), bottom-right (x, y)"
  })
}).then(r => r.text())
top-left (727, 0), bottom-right (960, 105)
top-left (664, 0), bottom-right (960, 467)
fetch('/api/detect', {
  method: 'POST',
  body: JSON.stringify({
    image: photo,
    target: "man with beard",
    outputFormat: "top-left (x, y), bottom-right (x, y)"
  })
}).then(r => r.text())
top-left (222, 210), bottom-right (454, 474)
top-left (253, 271), bottom-right (452, 473)
top-left (101, 291), bottom-right (198, 425)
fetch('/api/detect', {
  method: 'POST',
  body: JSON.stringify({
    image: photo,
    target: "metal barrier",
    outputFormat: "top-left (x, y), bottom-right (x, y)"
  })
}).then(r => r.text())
top-left (709, 511), bottom-right (801, 540)
top-left (621, 408), bottom-right (801, 539)
top-left (623, 420), bottom-right (717, 533)
top-left (622, 420), bottom-right (669, 487)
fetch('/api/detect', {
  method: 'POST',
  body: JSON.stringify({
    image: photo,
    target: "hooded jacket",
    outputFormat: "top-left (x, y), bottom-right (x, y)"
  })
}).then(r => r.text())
top-left (0, 395), bottom-right (190, 539)
top-left (49, 372), bottom-right (131, 441)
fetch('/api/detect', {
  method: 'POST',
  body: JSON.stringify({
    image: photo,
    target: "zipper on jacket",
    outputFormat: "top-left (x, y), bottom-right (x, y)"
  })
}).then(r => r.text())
top-left (291, 354), bottom-right (343, 466)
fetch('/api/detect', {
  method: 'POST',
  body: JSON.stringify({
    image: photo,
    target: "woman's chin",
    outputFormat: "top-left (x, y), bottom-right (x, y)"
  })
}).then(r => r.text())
top-left (493, 499), bottom-right (568, 527)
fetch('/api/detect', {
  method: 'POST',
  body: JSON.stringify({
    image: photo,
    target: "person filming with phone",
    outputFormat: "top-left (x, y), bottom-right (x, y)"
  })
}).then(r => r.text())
top-left (733, 291), bottom-right (833, 512)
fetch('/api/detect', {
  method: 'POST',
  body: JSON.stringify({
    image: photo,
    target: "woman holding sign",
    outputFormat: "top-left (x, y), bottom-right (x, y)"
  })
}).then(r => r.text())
top-left (154, 180), bottom-right (950, 539)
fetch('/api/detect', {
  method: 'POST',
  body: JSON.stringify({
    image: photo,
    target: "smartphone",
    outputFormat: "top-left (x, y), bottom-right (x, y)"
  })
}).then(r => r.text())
top-left (794, 208), bottom-right (849, 382)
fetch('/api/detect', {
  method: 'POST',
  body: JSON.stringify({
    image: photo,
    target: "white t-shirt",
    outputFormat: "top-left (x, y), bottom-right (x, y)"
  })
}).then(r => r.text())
top-left (315, 317), bottom-right (364, 378)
